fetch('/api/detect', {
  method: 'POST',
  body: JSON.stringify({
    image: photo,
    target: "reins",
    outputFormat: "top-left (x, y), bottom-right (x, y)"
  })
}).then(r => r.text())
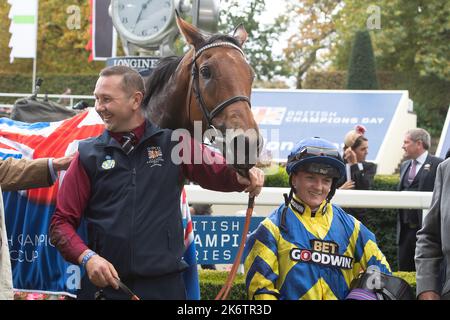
top-left (187, 42), bottom-right (255, 300)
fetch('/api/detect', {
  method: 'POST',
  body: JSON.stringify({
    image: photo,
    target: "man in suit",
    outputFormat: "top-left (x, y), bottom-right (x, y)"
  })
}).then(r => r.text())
top-left (397, 128), bottom-right (443, 271)
top-left (0, 156), bottom-right (72, 300)
top-left (416, 159), bottom-right (450, 299)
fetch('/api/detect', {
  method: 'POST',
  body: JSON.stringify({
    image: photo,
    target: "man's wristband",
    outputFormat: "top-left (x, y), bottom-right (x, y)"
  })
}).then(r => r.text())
top-left (80, 250), bottom-right (97, 267)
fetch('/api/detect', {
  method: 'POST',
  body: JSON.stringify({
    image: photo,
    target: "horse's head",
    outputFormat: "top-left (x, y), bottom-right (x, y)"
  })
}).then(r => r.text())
top-left (176, 15), bottom-right (262, 175)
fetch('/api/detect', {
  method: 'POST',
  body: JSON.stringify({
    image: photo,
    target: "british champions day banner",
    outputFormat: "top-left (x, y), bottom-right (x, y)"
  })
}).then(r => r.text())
top-left (251, 90), bottom-right (414, 174)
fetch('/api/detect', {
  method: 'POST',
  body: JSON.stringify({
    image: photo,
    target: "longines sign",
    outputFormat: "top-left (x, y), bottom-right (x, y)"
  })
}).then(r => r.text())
top-left (106, 56), bottom-right (160, 72)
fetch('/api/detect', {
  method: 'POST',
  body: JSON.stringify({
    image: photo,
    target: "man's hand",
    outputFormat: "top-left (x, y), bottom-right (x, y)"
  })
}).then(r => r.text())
top-left (339, 180), bottom-right (355, 190)
top-left (79, 251), bottom-right (119, 289)
top-left (236, 167), bottom-right (264, 197)
top-left (344, 148), bottom-right (357, 165)
top-left (52, 155), bottom-right (73, 172)
top-left (418, 291), bottom-right (440, 300)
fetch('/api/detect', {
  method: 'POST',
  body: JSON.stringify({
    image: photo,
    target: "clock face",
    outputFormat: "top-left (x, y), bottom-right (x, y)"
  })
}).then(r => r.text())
top-left (113, 0), bottom-right (174, 43)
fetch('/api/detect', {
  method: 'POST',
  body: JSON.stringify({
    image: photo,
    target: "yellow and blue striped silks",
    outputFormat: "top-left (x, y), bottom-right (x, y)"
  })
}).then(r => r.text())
top-left (244, 199), bottom-right (391, 300)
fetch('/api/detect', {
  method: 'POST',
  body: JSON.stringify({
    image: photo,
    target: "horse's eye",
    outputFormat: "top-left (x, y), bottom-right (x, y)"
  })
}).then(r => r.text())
top-left (200, 66), bottom-right (211, 79)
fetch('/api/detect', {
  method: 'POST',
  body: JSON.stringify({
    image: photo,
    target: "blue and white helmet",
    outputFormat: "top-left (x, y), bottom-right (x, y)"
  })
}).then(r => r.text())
top-left (286, 137), bottom-right (345, 179)
top-left (279, 137), bottom-right (345, 231)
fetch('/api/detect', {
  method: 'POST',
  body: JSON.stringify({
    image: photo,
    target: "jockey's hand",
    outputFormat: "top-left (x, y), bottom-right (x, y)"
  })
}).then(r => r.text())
top-left (81, 252), bottom-right (119, 290)
top-left (236, 167), bottom-right (264, 197)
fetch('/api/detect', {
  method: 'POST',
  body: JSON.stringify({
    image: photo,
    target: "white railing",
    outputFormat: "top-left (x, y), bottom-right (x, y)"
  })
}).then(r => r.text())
top-left (184, 185), bottom-right (433, 214)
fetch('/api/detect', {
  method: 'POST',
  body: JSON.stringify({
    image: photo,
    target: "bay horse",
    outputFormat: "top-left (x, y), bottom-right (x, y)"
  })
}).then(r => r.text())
top-left (0, 15), bottom-right (259, 300)
top-left (143, 15), bottom-right (262, 299)
top-left (143, 15), bottom-right (262, 176)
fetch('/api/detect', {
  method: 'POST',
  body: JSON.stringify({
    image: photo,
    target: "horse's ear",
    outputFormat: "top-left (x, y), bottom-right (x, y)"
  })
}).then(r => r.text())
top-left (232, 24), bottom-right (248, 46)
top-left (175, 10), bottom-right (205, 49)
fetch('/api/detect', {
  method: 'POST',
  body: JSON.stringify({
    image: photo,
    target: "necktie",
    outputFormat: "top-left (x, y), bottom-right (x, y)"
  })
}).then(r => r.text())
top-left (407, 159), bottom-right (417, 184)
top-left (121, 132), bottom-right (136, 155)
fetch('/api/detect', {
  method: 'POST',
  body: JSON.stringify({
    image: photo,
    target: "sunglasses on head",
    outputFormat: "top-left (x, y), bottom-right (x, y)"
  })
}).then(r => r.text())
top-left (288, 146), bottom-right (340, 163)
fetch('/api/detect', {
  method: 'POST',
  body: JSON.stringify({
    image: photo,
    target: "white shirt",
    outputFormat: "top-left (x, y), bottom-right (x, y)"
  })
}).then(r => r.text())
top-left (414, 150), bottom-right (429, 175)
top-left (345, 162), bottom-right (364, 181)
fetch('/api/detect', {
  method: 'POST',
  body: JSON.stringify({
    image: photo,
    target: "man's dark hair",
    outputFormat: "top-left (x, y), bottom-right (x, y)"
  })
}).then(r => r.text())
top-left (99, 66), bottom-right (145, 97)
top-left (352, 136), bottom-right (368, 150)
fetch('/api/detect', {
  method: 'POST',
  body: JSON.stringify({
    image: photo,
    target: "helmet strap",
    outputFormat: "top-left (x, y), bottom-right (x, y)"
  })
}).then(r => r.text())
top-left (280, 188), bottom-right (294, 232)
top-left (326, 179), bottom-right (338, 202)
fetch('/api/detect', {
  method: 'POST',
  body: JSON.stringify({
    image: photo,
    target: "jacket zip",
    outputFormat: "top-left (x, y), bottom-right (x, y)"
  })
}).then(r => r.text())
top-left (101, 132), bottom-right (160, 275)
top-left (130, 164), bottom-right (137, 275)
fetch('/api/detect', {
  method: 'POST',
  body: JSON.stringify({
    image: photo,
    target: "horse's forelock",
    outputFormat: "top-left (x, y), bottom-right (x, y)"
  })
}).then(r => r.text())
top-left (143, 33), bottom-right (242, 109)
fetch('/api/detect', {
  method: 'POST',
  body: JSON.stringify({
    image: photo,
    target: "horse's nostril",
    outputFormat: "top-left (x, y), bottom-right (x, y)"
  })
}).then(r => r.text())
top-left (228, 134), bottom-right (259, 168)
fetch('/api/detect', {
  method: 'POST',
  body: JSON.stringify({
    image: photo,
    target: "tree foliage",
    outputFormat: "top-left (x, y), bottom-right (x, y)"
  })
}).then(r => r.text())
top-left (282, 0), bottom-right (450, 82)
top-left (0, 0), bottom-right (104, 77)
top-left (346, 30), bottom-right (379, 89)
top-left (283, 0), bottom-right (343, 88)
top-left (319, 0), bottom-right (449, 134)
top-left (218, 0), bottom-right (288, 81)
top-left (282, 0), bottom-right (449, 88)
top-left (332, 0), bottom-right (450, 80)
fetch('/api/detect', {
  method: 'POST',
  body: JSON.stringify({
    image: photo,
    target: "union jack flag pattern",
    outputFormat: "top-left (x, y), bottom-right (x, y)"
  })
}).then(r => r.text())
top-left (0, 109), bottom-right (199, 299)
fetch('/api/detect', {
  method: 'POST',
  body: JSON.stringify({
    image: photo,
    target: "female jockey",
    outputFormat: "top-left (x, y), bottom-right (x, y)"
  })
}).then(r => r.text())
top-left (244, 137), bottom-right (391, 300)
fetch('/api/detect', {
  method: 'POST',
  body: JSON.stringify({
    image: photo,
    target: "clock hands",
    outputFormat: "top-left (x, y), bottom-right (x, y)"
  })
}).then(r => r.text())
top-left (133, 0), bottom-right (152, 33)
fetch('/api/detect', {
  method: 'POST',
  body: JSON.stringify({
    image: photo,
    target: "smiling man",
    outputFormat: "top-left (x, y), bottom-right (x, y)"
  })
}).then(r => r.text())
top-left (244, 137), bottom-right (390, 300)
top-left (49, 65), bottom-right (264, 300)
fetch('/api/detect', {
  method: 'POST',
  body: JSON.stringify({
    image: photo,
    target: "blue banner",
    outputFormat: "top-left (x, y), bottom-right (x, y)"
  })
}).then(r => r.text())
top-left (252, 90), bottom-right (403, 161)
top-left (193, 216), bottom-right (264, 264)
top-left (4, 192), bottom-right (84, 297)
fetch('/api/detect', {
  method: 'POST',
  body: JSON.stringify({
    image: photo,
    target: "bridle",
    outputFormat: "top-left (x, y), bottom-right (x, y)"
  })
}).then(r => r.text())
top-left (186, 41), bottom-right (256, 300)
top-left (186, 41), bottom-right (252, 131)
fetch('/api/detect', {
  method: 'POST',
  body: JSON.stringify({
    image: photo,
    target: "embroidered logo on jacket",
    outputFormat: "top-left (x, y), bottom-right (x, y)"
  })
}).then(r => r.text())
top-left (146, 146), bottom-right (164, 167)
top-left (101, 155), bottom-right (115, 170)
top-left (289, 240), bottom-right (354, 269)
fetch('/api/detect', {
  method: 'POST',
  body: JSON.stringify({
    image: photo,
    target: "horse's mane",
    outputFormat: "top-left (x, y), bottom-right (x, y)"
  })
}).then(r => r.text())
top-left (143, 34), bottom-right (241, 105)
top-left (144, 55), bottom-right (182, 102)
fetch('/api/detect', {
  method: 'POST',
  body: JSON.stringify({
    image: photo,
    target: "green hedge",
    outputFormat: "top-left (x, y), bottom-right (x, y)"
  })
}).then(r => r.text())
top-left (263, 165), bottom-right (399, 189)
top-left (0, 73), bottom-right (98, 104)
top-left (262, 166), bottom-right (400, 270)
top-left (199, 270), bottom-right (415, 300)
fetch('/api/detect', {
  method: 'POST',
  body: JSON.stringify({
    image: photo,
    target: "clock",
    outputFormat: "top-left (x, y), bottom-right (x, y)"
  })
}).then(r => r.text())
top-left (111, 0), bottom-right (178, 53)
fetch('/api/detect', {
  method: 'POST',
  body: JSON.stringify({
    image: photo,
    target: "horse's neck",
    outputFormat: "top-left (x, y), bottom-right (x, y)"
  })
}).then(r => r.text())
top-left (147, 74), bottom-right (191, 131)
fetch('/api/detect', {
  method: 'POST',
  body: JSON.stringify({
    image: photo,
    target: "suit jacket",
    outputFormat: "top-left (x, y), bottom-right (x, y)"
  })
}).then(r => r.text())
top-left (337, 161), bottom-right (377, 220)
top-left (0, 158), bottom-right (52, 300)
top-left (397, 154), bottom-right (443, 232)
top-left (415, 159), bottom-right (450, 297)
top-left (337, 161), bottom-right (377, 190)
